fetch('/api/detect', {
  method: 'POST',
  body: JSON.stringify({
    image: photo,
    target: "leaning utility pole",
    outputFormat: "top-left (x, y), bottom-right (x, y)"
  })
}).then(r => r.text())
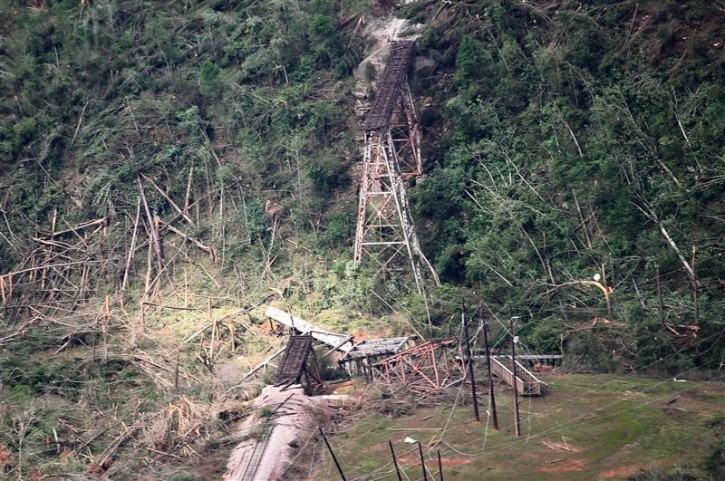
top-left (462, 301), bottom-right (480, 421)
top-left (418, 442), bottom-right (429, 481)
top-left (388, 440), bottom-right (403, 481)
top-left (319, 427), bottom-right (347, 481)
top-left (510, 316), bottom-right (521, 437)
top-left (482, 314), bottom-right (499, 429)
top-left (437, 449), bottom-right (444, 481)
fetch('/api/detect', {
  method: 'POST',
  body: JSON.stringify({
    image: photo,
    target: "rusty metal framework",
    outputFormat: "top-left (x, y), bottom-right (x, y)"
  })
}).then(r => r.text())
top-left (354, 41), bottom-right (439, 291)
top-left (372, 337), bottom-right (466, 396)
top-left (338, 336), bottom-right (416, 380)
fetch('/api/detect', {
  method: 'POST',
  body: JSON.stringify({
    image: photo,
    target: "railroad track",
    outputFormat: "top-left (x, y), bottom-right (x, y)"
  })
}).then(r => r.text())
top-left (238, 393), bottom-right (294, 481)
top-left (239, 423), bottom-right (273, 481)
top-left (363, 41), bottom-right (415, 132)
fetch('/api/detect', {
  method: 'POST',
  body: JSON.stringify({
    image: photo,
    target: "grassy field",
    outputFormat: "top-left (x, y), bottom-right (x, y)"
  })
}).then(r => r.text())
top-left (311, 373), bottom-right (725, 481)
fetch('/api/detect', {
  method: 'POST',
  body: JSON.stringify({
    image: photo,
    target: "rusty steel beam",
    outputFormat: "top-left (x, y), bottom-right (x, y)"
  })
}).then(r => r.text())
top-left (371, 338), bottom-right (466, 396)
top-left (354, 40), bottom-right (439, 291)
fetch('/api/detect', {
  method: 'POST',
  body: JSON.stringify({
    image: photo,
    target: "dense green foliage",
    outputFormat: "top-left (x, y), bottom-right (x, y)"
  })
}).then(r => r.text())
top-left (405, 0), bottom-right (724, 370)
top-left (0, 0), bottom-right (364, 269)
top-left (1, 0), bottom-right (722, 369)
top-left (1, 0), bottom-right (722, 358)
top-left (0, 1), bottom-right (369, 477)
top-left (0, 0), bottom-right (724, 478)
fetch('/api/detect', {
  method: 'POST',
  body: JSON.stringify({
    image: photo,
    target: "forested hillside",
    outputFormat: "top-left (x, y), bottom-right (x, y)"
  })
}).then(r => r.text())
top-left (0, 0), bottom-right (723, 479)
top-left (405, 0), bottom-right (724, 369)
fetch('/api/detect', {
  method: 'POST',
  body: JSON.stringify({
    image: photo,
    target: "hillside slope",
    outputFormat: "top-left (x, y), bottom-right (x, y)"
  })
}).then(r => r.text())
top-left (404, 0), bottom-right (724, 369)
top-left (0, 0), bottom-right (723, 479)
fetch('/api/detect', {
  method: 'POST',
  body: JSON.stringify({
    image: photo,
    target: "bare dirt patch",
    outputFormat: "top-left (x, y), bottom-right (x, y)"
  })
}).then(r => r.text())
top-left (538, 458), bottom-right (587, 473)
top-left (223, 385), bottom-right (316, 481)
top-left (223, 386), bottom-right (355, 481)
top-left (601, 463), bottom-right (649, 478)
top-left (438, 455), bottom-right (474, 467)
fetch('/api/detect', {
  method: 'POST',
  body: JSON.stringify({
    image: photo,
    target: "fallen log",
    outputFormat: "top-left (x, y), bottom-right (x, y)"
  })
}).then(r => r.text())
top-left (158, 219), bottom-right (216, 261)
top-left (43, 217), bottom-right (107, 238)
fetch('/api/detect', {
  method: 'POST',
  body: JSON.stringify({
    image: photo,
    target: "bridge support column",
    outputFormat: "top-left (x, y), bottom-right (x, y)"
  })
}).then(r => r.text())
top-left (353, 41), bottom-right (439, 290)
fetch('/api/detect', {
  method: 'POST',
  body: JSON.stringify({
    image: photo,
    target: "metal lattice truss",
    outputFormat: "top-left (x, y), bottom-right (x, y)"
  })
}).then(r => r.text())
top-left (340, 336), bottom-right (416, 364)
top-left (354, 41), bottom-right (439, 291)
top-left (372, 337), bottom-right (466, 396)
top-left (389, 81), bottom-right (423, 179)
top-left (338, 336), bottom-right (416, 380)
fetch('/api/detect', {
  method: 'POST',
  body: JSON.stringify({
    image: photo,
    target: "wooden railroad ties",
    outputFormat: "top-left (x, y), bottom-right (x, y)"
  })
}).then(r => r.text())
top-left (237, 393), bottom-right (295, 481)
top-left (249, 307), bottom-right (553, 401)
top-left (272, 335), bottom-right (325, 395)
top-left (243, 307), bottom-right (354, 380)
top-left (238, 423), bottom-right (273, 481)
top-left (233, 306), bottom-right (560, 481)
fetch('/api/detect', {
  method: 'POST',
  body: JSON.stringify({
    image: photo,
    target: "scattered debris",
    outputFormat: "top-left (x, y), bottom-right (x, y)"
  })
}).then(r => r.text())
top-left (265, 306), bottom-right (354, 353)
top-left (372, 337), bottom-right (466, 396)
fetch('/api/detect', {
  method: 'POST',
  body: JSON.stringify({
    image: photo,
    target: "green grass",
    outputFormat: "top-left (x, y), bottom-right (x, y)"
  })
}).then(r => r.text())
top-left (314, 374), bottom-right (725, 481)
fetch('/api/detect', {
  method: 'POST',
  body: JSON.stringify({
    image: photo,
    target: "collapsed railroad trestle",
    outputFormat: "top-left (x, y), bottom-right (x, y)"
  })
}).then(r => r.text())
top-left (273, 335), bottom-right (325, 395)
top-left (354, 41), bottom-right (440, 292)
top-left (371, 337), bottom-right (467, 396)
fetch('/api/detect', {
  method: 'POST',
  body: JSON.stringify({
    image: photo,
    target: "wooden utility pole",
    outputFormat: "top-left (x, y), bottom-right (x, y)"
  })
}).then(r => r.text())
top-left (437, 449), bottom-right (444, 481)
top-left (389, 440), bottom-right (403, 481)
top-left (319, 428), bottom-right (347, 481)
top-left (482, 315), bottom-right (499, 429)
top-left (691, 245), bottom-right (698, 324)
top-left (510, 316), bottom-right (521, 437)
top-left (418, 442), bottom-right (429, 481)
top-left (462, 301), bottom-right (480, 422)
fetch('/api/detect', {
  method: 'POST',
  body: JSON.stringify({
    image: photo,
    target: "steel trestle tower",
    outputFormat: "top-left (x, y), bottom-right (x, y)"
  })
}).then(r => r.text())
top-left (354, 41), bottom-right (439, 292)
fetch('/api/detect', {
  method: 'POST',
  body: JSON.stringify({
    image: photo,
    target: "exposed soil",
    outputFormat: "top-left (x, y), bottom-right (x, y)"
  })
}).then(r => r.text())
top-left (538, 458), bottom-right (587, 473)
top-left (222, 384), bottom-right (355, 481)
top-left (352, 6), bottom-right (420, 119)
top-left (600, 463), bottom-right (649, 478)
